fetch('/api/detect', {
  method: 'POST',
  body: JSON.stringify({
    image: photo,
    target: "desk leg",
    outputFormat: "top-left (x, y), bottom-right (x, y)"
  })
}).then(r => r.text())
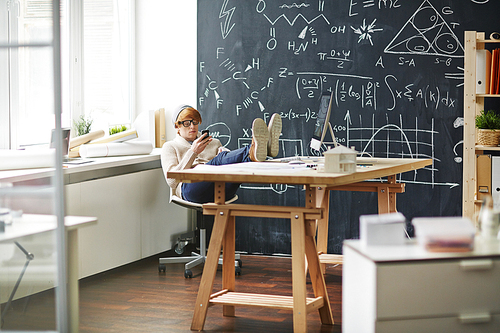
top-left (67, 229), bottom-right (79, 333)
top-left (222, 215), bottom-right (236, 317)
top-left (304, 226), bottom-right (334, 325)
top-left (191, 207), bottom-right (230, 331)
top-left (378, 175), bottom-right (398, 214)
top-left (314, 187), bottom-right (329, 274)
top-left (291, 211), bottom-right (307, 332)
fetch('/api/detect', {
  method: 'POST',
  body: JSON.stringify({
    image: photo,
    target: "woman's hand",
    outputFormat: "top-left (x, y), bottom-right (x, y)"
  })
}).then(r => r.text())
top-left (191, 133), bottom-right (212, 155)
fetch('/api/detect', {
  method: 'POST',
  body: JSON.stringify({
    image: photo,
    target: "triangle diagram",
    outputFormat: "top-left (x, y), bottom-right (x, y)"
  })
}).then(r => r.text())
top-left (384, 0), bottom-right (464, 58)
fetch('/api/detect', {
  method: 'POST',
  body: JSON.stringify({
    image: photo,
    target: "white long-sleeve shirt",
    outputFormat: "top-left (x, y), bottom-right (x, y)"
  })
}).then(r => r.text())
top-left (161, 132), bottom-right (222, 198)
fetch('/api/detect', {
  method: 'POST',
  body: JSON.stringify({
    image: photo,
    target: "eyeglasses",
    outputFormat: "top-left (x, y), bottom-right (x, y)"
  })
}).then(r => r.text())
top-left (178, 119), bottom-right (199, 127)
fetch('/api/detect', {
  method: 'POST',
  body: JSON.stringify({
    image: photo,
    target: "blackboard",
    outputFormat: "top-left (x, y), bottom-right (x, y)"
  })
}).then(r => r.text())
top-left (197, 0), bottom-right (500, 255)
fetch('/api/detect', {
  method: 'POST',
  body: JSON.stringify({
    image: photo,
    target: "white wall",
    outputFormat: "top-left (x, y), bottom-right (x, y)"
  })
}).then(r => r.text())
top-left (135, 0), bottom-right (197, 140)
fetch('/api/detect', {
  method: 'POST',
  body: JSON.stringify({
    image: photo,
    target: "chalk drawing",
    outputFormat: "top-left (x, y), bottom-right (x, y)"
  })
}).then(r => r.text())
top-left (219, 0), bottom-right (236, 40)
top-left (343, 112), bottom-right (459, 188)
top-left (256, 0), bottom-right (331, 26)
top-left (351, 18), bottom-right (383, 46)
top-left (384, 0), bottom-right (464, 58)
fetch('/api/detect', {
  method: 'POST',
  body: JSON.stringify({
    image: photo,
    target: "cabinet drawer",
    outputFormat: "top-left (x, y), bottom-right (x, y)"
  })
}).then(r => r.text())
top-left (376, 258), bottom-right (500, 319)
top-left (376, 313), bottom-right (500, 333)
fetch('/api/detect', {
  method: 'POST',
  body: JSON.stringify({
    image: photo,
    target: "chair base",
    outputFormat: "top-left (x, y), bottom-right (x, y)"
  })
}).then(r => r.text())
top-left (158, 228), bottom-right (242, 278)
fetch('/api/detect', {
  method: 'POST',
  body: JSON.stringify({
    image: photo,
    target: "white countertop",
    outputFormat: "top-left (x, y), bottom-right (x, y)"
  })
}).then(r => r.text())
top-left (344, 238), bottom-right (500, 262)
top-left (0, 149), bottom-right (162, 185)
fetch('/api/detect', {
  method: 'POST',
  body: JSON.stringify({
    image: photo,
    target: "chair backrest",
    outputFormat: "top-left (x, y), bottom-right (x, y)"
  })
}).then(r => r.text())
top-left (160, 150), bottom-right (238, 208)
top-left (170, 189), bottom-right (238, 210)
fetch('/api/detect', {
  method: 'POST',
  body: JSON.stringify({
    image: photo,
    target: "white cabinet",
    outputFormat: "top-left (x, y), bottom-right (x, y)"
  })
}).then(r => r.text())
top-left (343, 240), bottom-right (500, 333)
top-left (66, 168), bottom-right (188, 278)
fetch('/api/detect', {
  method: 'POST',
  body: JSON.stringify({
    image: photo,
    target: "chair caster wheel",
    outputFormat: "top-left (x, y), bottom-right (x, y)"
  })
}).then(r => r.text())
top-left (237, 259), bottom-right (243, 268)
top-left (158, 264), bottom-right (166, 273)
top-left (235, 266), bottom-right (241, 275)
top-left (184, 269), bottom-right (193, 278)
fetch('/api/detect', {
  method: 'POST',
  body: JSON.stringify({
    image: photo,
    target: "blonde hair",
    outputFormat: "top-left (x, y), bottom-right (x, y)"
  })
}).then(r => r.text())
top-left (175, 107), bottom-right (202, 129)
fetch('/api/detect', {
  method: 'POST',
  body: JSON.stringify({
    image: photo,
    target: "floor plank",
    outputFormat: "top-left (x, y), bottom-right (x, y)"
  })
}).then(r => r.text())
top-left (1, 250), bottom-right (342, 332)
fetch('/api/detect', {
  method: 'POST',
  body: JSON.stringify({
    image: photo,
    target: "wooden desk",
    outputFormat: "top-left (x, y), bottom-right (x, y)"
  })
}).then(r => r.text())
top-left (0, 214), bottom-right (97, 332)
top-left (168, 157), bottom-right (431, 332)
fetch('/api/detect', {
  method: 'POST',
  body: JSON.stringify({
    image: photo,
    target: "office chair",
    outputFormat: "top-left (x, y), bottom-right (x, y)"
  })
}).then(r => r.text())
top-left (158, 189), bottom-right (242, 278)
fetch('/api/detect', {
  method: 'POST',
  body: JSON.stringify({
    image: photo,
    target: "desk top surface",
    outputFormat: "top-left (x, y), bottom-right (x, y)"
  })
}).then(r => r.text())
top-left (0, 214), bottom-right (98, 242)
top-left (168, 157), bottom-right (432, 187)
top-left (344, 239), bottom-right (500, 262)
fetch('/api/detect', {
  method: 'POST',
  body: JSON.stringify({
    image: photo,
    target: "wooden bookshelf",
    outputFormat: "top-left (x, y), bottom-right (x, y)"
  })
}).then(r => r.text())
top-left (463, 31), bottom-right (500, 221)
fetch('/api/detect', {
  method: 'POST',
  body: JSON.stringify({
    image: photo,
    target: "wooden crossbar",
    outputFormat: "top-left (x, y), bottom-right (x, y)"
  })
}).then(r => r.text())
top-left (202, 203), bottom-right (323, 220)
top-left (209, 291), bottom-right (324, 313)
top-left (326, 182), bottom-right (405, 193)
top-left (318, 253), bottom-right (343, 265)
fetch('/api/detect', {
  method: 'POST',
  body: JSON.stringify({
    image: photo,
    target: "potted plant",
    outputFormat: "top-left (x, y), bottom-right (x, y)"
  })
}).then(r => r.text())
top-left (73, 115), bottom-right (93, 136)
top-left (476, 110), bottom-right (500, 146)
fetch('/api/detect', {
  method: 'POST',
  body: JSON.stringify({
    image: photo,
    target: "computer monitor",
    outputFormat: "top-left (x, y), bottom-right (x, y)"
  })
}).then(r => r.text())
top-left (50, 128), bottom-right (71, 159)
top-left (310, 90), bottom-right (338, 151)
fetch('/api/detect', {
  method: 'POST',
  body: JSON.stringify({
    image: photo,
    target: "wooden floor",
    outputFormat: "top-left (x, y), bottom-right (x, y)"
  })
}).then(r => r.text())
top-left (1, 249), bottom-right (342, 332)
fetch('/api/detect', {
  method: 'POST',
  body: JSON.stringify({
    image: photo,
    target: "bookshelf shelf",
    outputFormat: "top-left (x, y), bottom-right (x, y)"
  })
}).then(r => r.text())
top-left (477, 94), bottom-right (500, 98)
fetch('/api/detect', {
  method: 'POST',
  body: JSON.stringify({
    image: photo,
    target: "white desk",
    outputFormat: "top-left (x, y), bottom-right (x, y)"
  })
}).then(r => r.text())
top-left (342, 239), bottom-right (500, 333)
top-left (0, 214), bottom-right (97, 332)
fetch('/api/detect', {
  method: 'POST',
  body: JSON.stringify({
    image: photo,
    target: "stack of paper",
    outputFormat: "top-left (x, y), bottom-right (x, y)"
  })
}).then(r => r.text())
top-left (412, 217), bottom-right (475, 252)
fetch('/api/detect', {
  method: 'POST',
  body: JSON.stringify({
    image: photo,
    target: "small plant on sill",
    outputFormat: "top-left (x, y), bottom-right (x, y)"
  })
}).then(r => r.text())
top-left (109, 124), bottom-right (128, 135)
top-left (73, 115), bottom-right (93, 136)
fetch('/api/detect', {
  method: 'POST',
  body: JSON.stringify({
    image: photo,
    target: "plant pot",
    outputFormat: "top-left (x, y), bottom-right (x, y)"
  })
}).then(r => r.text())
top-left (477, 129), bottom-right (500, 146)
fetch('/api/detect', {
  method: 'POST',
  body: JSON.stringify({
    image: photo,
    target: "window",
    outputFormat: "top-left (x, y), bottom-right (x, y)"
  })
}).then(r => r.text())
top-left (0, 0), bottom-right (134, 150)
top-left (81, 0), bottom-right (134, 132)
top-left (0, 0), bottom-right (68, 149)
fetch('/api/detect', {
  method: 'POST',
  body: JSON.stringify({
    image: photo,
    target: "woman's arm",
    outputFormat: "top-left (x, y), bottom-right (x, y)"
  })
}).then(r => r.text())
top-left (161, 141), bottom-right (197, 191)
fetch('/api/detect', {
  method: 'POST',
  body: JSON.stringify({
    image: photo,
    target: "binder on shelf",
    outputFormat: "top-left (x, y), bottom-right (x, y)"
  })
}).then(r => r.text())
top-left (496, 50), bottom-right (500, 94)
top-left (476, 154), bottom-right (491, 201)
top-left (476, 49), bottom-right (491, 94)
top-left (489, 49), bottom-right (499, 94)
top-left (492, 156), bottom-right (500, 210)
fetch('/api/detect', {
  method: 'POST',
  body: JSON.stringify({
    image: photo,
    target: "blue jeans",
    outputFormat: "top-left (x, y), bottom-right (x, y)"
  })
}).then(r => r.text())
top-left (181, 145), bottom-right (251, 203)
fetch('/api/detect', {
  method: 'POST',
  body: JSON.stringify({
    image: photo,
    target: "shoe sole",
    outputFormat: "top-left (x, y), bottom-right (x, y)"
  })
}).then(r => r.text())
top-left (252, 118), bottom-right (269, 162)
top-left (267, 113), bottom-right (282, 157)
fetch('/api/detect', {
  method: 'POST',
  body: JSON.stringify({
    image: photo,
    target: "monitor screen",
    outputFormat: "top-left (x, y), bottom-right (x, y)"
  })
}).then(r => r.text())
top-left (50, 128), bottom-right (71, 157)
top-left (313, 91), bottom-right (332, 141)
top-left (311, 91), bottom-right (334, 151)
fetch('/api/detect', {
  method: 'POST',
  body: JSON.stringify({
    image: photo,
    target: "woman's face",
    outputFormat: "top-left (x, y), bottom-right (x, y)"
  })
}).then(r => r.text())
top-left (177, 119), bottom-right (199, 142)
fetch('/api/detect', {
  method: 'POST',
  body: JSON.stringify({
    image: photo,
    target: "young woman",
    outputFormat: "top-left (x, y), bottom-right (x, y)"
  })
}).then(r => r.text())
top-left (161, 105), bottom-right (281, 203)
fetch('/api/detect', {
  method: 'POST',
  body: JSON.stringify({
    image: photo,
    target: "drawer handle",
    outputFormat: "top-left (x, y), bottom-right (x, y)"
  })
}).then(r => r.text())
top-left (459, 259), bottom-right (493, 271)
top-left (459, 312), bottom-right (491, 324)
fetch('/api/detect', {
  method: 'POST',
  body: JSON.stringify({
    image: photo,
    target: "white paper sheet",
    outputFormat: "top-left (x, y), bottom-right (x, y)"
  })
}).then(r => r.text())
top-left (0, 149), bottom-right (55, 170)
top-left (79, 141), bottom-right (153, 158)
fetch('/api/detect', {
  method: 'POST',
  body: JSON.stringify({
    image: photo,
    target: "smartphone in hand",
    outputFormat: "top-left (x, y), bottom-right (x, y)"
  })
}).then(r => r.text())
top-left (201, 129), bottom-right (210, 141)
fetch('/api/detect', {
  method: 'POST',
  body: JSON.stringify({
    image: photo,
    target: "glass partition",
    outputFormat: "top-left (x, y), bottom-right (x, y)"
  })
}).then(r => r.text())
top-left (0, 0), bottom-right (67, 331)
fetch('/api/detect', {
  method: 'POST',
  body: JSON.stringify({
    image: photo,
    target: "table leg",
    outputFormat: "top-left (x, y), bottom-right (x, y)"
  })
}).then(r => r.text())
top-left (191, 207), bottom-right (230, 331)
top-left (291, 211), bottom-right (308, 332)
top-left (304, 228), bottom-right (334, 325)
top-left (378, 175), bottom-right (398, 214)
top-left (314, 187), bottom-right (329, 274)
top-left (222, 215), bottom-right (236, 317)
top-left (67, 229), bottom-right (79, 333)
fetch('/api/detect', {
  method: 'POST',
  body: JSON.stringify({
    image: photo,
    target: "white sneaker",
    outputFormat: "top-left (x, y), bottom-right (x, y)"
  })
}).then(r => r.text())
top-left (249, 118), bottom-right (269, 162)
top-left (267, 113), bottom-right (282, 157)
